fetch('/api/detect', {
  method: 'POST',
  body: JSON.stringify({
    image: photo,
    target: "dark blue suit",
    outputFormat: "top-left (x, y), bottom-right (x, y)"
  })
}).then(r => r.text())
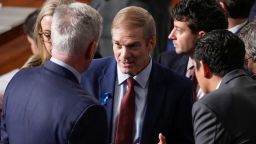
top-left (80, 57), bottom-right (194, 144)
top-left (158, 51), bottom-right (189, 76)
top-left (1, 61), bottom-right (108, 144)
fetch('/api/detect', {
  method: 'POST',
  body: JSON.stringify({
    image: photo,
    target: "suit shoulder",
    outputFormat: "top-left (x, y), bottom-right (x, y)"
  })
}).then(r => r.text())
top-left (87, 57), bottom-right (115, 71)
top-left (153, 62), bottom-right (191, 86)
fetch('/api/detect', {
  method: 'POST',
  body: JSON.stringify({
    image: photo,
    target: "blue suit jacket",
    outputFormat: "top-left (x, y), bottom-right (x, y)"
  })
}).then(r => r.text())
top-left (1, 61), bottom-right (108, 144)
top-left (158, 51), bottom-right (189, 76)
top-left (80, 57), bottom-right (194, 144)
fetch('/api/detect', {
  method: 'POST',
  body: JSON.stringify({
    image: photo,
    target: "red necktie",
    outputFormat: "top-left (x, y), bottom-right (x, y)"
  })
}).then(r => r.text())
top-left (115, 77), bottom-right (135, 144)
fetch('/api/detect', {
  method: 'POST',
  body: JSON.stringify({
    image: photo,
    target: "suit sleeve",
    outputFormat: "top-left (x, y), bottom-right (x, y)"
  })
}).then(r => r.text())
top-left (1, 111), bottom-right (9, 144)
top-left (69, 105), bottom-right (108, 144)
top-left (192, 102), bottom-right (224, 144)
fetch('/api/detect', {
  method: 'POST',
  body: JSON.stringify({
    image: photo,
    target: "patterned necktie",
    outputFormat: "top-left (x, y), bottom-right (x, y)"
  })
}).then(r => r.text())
top-left (115, 77), bottom-right (135, 144)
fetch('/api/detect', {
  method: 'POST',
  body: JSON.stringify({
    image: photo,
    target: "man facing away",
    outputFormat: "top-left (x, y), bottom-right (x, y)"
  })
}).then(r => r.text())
top-left (158, 0), bottom-right (228, 101)
top-left (217, 0), bottom-right (255, 34)
top-left (192, 29), bottom-right (256, 143)
top-left (81, 6), bottom-right (194, 144)
top-left (1, 2), bottom-right (108, 144)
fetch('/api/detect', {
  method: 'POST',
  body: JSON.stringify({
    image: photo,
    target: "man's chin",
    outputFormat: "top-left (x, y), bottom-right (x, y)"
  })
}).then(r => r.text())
top-left (175, 49), bottom-right (183, 54)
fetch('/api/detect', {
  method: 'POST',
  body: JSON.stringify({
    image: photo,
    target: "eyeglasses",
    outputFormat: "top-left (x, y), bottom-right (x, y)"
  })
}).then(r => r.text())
top-left (39, 28), bottom-right (51, 43)
top-left (244, 57), bottom-right (253, 65)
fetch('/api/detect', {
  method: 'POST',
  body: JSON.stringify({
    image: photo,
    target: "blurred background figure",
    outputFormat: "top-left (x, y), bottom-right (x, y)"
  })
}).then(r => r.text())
top-left (249, 0), bottom-right (256, 21)
top-left (218, 0), bottom-right (255, 34)
top-left (90, 0), bottom-right (171, 59)
top-left (23, 10), bottom-right (40, 56)
top-left (0, 9), bottom-right (40, 111)
top-left (239, 20), bottom-right (256, 79)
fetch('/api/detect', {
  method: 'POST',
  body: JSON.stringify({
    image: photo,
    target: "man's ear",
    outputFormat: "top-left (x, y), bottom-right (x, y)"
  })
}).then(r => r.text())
top-left (201, 60), bottom-right (212, 78)
top-left (198, 31), bottom-right (206, 38)
top-left (147, 35), bottom-right (156, 52)
top-left (219, 1), bottom-right (228, 12)
top-left (84, 40), bottom-right (97, 60)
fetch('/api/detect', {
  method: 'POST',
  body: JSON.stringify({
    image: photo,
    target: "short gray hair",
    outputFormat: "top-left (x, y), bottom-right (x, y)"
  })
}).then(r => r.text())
top-left (51, 2), bottom-right (102, 56)
top-left (239, 20), bottom-right (256, 61)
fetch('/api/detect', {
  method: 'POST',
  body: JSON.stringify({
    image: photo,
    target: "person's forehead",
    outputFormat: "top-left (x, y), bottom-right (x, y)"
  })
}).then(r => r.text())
top-left (112, 27), bottom-right (144, 39)
top-left (41, 15), bottom-right (52, 29)
top-left (173, 20), bottom-right (190, 30)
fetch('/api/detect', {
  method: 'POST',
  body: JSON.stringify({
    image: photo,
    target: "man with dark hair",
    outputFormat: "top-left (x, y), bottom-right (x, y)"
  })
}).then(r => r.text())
top-left (158, 0), bottom-right (228, 100)
top-left (218, 0), bottom-right (255, 34)
top-left (192, 29), bottom-right (256, 143)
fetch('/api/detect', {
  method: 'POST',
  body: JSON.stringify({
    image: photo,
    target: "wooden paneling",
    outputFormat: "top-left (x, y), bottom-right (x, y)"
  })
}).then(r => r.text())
top-left (0, 0), bottom-right (44, 8)
top-left (0, 34), bottom-right (32, 75)
top-left (1, 0), bottom-right (91, 8)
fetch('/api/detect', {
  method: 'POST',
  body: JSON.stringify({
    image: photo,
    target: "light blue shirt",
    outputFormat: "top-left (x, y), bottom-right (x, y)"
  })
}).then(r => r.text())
top-left (112, 59), bottom-right (152, 143)
top-left (50, 57), bottom-right (81, 81)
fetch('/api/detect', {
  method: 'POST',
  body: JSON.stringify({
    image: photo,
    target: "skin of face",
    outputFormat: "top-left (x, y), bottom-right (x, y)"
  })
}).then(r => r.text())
top-left (112, 27), bottom-right (155, 76)
top-left (245, 55), bottom-right (256, 75)
top-left (169, 20), bottom-right (198, 55)
top-left (194, 60), bottom-right (210, 94)
top-left (27, 35), bottom-right (38, 55)
top-left (40, 15), bottom-right (52, 53)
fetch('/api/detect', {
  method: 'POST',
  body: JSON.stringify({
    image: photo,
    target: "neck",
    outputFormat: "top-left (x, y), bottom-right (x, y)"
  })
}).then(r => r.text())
top-left (52, 53), bottom-right (87, 74)
top-left (207, 75), bottom-right (223, 93)
top-left (228, 18), bottom-right (247, 29)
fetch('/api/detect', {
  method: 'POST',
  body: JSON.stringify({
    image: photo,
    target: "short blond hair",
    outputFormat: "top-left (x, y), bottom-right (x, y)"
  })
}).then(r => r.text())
top-left (112, 6), bottom-right (156, 41)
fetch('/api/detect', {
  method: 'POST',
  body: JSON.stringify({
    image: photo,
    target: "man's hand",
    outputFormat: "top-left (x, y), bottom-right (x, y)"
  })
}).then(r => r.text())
top-left (158, 133), bottom-right (166, 144)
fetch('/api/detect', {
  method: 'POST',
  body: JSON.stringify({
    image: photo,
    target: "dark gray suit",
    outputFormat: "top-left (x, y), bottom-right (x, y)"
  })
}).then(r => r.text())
top-left (1, 61), bottom-right (108, 144)
top-left (193, 69), bottom-right (256, 144)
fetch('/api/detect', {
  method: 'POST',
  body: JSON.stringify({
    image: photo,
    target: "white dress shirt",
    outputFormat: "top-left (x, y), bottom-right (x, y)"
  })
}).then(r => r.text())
top-left (112, 59), bottom-right (152, 143)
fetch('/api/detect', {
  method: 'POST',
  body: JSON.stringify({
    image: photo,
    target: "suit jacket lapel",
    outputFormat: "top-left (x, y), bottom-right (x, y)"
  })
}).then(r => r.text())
top-left (140, 63), bottom-right (166, 143)
top-left (176, 55), bottom-right (189, 75)
top-left (100, 58), bottom-right (117, 142)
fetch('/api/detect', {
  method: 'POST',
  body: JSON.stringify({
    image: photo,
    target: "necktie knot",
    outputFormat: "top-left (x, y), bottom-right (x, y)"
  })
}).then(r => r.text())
top-left (126, 77), bottom-right (134, 88)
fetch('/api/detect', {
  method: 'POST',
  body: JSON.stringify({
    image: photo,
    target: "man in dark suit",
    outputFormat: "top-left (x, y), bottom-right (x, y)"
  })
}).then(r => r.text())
top-left (90, 0), bottom-right (171, 58)
top-left (158, 0), bottom-right (228, 100)
top-left (80, 6), bottom-right (194, 144)
top-left (218, 0), bottom-right (254, 34)
top-left (1, 3), bottom-right (108, 144)
top-left (192, 29), bottom-right (256, 143)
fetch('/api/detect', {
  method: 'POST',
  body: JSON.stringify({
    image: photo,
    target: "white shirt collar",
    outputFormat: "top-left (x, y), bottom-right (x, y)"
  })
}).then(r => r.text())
top-left (215, 80), bottom-right (222, 90)
top-left (187, 57), bottom-right (194, 70)
top-left (228, 20), bottom-right (248, 33)
top-left (117, 59), bottom-right (152, 88)
top-left (50, 57), bottom-right (81, 81)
